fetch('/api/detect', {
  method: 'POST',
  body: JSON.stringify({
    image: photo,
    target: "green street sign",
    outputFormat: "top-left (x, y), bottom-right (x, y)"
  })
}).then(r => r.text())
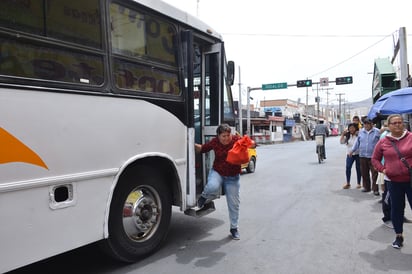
top-left (262, 82), bottom-right (288, 90)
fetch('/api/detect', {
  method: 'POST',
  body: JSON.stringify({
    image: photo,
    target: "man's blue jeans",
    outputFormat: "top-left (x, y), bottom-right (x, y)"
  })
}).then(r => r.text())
top-left (388, 181), bottom-right (412, 234)
top-left (345, 154), bottom-right (361, 184)
top-left (201, 168), bottom-right (240, 229)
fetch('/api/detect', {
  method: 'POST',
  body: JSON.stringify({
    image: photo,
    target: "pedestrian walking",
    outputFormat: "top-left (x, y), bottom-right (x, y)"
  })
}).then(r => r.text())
top-left (350, 118), bottom-right (380, 195)
top-left (372, 114), bottom-right (412, 249)
top-left (340, 123), bottom-right (361, 189)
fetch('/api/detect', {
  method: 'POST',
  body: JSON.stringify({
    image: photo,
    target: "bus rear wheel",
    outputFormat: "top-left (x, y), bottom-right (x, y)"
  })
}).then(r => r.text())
top-left (103, 166), bottom-right (171, 262)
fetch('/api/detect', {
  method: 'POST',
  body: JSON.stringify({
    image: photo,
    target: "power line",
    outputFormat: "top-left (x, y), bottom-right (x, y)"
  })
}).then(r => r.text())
top-left (223, 31), bottom-right (403, 78)
top-left (221, 33), bottom-right (411, 38)
top-left (309, 33), bottom-right (394, 78)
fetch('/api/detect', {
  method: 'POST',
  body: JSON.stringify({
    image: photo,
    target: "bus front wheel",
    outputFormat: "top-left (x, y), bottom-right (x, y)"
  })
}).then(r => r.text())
top-left (103, 166), bottom-right (172, 262)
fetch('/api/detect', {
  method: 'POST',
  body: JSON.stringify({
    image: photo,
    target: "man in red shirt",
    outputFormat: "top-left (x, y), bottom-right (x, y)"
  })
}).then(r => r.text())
top-left (195, 124), bottom-right (242, 240)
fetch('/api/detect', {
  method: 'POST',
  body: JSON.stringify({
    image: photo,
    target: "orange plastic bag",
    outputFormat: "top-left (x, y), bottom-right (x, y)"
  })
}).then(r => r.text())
top-left (226, 135), bottom-right (253, 165)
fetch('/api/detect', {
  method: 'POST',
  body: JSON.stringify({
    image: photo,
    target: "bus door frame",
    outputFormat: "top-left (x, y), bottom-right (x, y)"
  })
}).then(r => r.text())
top-left (183, 31), bottom-right (223, 208)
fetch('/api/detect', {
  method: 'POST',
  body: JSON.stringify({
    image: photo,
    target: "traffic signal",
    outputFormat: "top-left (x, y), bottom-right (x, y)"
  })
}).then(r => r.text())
top-left (296, 79), bottom-right (312, 87)
top-left (335, 76), bottom-right (353, 85)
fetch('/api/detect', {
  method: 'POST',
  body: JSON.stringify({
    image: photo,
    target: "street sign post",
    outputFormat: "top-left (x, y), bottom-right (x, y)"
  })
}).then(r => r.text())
top-left (262, 82), bottom-right (288, 90)
top-left (320, 77), bottom-right (329, 86)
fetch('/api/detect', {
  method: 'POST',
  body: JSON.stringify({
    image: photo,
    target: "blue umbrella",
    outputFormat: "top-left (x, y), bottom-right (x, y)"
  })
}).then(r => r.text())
top-left (367, 87), bottom-right (412, 119)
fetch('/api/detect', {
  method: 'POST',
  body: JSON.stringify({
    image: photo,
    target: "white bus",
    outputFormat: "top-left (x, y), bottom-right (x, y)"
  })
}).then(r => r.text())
top-left (0, 0), bottom-right (236, 272)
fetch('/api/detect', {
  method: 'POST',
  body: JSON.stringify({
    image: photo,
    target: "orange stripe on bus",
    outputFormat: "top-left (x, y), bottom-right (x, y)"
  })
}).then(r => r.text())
top-left (0, 127), bottom-right (48, 170)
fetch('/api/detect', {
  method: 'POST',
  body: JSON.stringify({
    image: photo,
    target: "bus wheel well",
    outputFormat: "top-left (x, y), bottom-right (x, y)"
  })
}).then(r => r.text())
top-left (119, 156), bottom-right (181, 206)
top-left (102, 158), bottom-right (178, 262)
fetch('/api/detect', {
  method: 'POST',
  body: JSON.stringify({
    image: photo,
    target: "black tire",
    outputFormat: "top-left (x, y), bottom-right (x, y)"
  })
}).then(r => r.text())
top-left (102, 166), bottom-right (172, 262)
top-left (246, 157), bottom-right (256, 173)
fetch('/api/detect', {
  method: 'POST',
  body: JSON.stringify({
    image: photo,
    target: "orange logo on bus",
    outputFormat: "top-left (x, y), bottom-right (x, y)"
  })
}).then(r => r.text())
top-left (0, 127), bottom-right (48, 169)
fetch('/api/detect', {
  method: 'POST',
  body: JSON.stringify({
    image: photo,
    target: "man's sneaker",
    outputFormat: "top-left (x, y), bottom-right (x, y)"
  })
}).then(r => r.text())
top-left (197, 196), bottom-right (207, 208)
top-left (383, 220), bottom-right (394, 229)
top-left (392, 235), bottom-right (404, 249)
top-left (230, 228), bottom-right (240, 240)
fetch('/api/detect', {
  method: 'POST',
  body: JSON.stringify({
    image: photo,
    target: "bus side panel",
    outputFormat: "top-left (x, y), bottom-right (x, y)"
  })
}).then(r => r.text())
top-left (0, 87), bottom-right (187, 272)
top-left (0, 89), bottom-right (186, 182)
top-left (0, 177), bottom-right (113, 273)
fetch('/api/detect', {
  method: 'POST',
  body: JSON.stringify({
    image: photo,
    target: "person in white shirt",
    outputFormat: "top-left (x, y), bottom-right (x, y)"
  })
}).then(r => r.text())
top-left (341, 123), bottom-right (361, 189)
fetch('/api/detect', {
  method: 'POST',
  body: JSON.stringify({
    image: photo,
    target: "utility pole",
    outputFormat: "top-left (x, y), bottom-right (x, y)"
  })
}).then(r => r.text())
top-left (392, 27), bottom-right (408, 88)
top-left (196, 0), bottom-right (200, 17)
top-left (392, 27), bottom-right (409, 129)
top-left (399, 27), bottom-right (408, 88)
top-left (247, 87), bottom-right (251, 135)
top-left (305, 86), bottom-right (309, 125)
top-left (316, 83), bottom-right (320, 121)
top-left (246, 86), bottom-right (262, 135)
top-left (323, 87), bottom-right (333, 124)
top-left (345, 100), bottom-right (351, 121)
top-left (336, 93), bottom-right (345, 134)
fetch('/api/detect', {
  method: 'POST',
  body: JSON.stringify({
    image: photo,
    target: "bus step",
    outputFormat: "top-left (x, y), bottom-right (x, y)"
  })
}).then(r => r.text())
top-left (184, 201), bottom-right (215, 217)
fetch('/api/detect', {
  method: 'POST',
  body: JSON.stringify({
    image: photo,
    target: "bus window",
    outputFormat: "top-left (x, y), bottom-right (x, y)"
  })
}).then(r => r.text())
top-left (204, 53), bottom-right (220, 126)
top-left (110, 3), bottom-right (146, 57)
top-left (46, 0), bottom-right (102, 48)
top-left (0, 36), bottom-right (104, 85)
top-left (0, 0), bottom-right (104, 86)
top-left (110, 2), bottom-right (179, 95)
top-left (110, 3), bottom-right (177, 65)
top-left (113, 59), bottom-right (179, 94)
top-left (0, 0), bottom-right (44, 35)
top-left (0, 0), bottom-right (102, 48)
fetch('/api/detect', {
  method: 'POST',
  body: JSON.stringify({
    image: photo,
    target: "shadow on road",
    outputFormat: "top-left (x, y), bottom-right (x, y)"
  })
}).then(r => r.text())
top-left (360, 245), bottom-right (412, 272)
top-left (8, 211), bottom-right (228, 274)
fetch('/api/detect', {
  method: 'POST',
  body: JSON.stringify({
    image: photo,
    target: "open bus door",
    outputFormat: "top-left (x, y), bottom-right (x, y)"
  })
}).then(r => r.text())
top-left (183, 32), bottom-right (229, 216)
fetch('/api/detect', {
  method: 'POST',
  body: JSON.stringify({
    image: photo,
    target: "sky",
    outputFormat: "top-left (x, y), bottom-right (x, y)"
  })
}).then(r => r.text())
top-left (162, 0), bottom-right (412, 108)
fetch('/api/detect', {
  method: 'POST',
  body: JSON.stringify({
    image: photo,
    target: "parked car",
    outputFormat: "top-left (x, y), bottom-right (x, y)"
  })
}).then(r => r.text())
top-left (241, 140), bottom-right (257, 173)
top-left (330, 127), bottom-right (339, 136)
top-left (235, 132), bottom-right (257, 173)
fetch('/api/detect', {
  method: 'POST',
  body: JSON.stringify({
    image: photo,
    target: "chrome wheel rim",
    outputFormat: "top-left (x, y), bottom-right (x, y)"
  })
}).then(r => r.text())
top-left (122, 186), bottom-right (161, 242)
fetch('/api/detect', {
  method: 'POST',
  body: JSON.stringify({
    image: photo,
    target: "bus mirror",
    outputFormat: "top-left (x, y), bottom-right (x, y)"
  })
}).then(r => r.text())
top-left (227, 61), bottom-right (235, 86)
